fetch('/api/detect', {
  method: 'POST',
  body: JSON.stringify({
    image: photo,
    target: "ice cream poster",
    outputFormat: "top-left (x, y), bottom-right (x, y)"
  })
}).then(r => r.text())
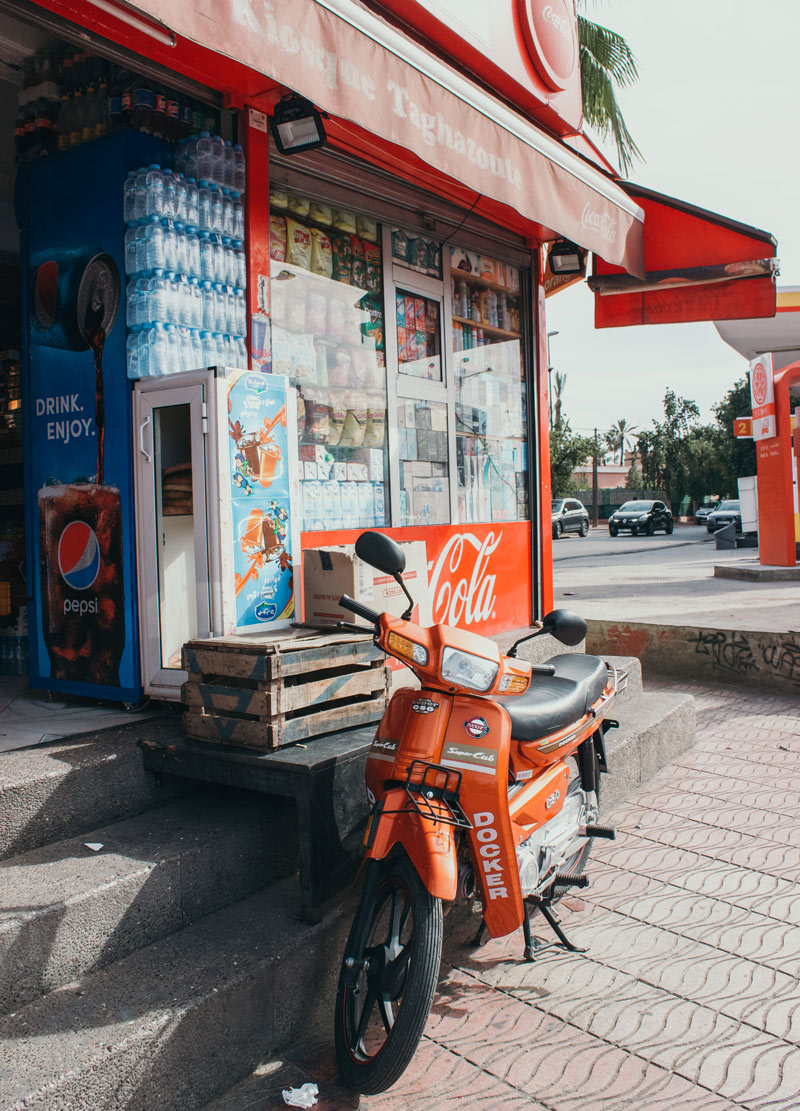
top-left (226, 370), bottom-right (296, 630)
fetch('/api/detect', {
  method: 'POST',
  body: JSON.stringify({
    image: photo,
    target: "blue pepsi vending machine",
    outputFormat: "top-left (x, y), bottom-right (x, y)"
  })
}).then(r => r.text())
top-left (17, 131), bottom-right (169, 702)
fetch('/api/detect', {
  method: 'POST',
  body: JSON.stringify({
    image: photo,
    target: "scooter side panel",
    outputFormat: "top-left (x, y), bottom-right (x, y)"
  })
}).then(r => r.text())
top-left (365, 688), bottom-right (452, 802)
top-left (441, 697), bottom-right (524, 938)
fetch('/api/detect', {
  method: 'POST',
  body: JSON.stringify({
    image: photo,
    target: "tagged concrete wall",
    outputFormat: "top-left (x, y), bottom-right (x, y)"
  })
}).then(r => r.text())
top-left (587, 619), bottom-right (800, 694)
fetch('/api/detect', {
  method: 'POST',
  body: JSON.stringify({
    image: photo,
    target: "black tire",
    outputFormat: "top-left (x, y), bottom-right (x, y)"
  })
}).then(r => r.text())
top-left (553, 521), bottom-right (563, 539)
top-left (579, 519), bottom-right (589, 537)
top-left (609, 525), bottom-right (618, 537)
top-left (631, 527), bottom-right (638, 536)
top-left (645, 519), bottom-right (655, 536)
top-left (665, 518), bottom-right (674, 534)
top-left (335, 856), bottom-right (443, 1094)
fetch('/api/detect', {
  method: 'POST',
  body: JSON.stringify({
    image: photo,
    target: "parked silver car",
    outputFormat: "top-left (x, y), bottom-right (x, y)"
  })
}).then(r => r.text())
top-left (551, 498), bottom-right (590, 539)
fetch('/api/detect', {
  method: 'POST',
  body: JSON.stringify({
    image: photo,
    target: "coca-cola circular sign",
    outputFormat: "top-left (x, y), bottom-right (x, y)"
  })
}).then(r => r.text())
top-left (517, 0), bottom-right (578, 91)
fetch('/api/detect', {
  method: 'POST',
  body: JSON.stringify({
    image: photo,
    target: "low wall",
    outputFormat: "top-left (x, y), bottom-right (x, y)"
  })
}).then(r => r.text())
top-left (587, 619), bottom-right (800, 694)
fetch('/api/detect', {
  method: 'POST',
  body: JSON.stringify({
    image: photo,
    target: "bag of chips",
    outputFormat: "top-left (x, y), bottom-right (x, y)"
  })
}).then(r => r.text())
top-left (333, 208), bottom-right (357, 234)
top-left (270, 188), bottom-right (289, 211)
top-left (309, 201), bottom-right (333, 225)
top-left (287, 193), bottom-right (310, 217)
top-left (391, 228), bottom-right (409, 263)
top-left (350, 236), bottom-right (367, 290)
top-left (331, 233), bottom-right (352, 283)
top-left (356, 214), bottom-right (379, 242)
top-left (339, 396), bottom-right (367, 447)
top-left (364, 242), bottom-right (381, 293)
top-left (286, 218), bottom-right (312, 269)
top-left (327, 398), bottom-right (348, 446)
top-left (305, 399), bottom-right (331, 443)
top-left (269, 214), bottom-right (287, 262)
top-left (363, 406), bottom-right (386, 447)
top-left (309, 227), bottom-right (333, 279)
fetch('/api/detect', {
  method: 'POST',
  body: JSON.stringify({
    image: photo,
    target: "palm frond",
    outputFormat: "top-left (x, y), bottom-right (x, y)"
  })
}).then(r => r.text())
top-left (578, 14), bottom-right (643, 175)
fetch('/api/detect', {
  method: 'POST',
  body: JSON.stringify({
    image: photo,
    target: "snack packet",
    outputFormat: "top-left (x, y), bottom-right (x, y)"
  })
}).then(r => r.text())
top-left (287, 193), bottom-right (310, 217)
top-left (286, 218), bottom-right (311, 268)
top-left (309, 201), bottom-right (333, 225)
top-left (269, 214), bottom-right (287, 262)
top-left (305, 399), bottom-right (331, 443)
top-left (310, 227), bottom-right (333, 279)
top-left (350, 236), bottom-right (367, 290)
top-left (364, 241), bottom-right (381, 293)
top-left (356, 213), bottom-right (379, 242)
top-left (270, 188), bottom-right (289, 210)
top-left (364, 406), bottom-right (386, 447)
top-left (331, 232), bottom-right (352, 283)
top-left (339, 396), bottom-right (367, 447)
top-left (333, 208), bottom-right (357, 234)
top-left (327, 398), bottom-right (347, 445)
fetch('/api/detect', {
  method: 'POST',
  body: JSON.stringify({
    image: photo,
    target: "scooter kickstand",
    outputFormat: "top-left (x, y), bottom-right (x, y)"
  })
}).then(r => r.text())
top-left (522, 905), bottom-right (536, 962)
top-left (470, 918), bottom-right (489, 949)
top-left (537, 900), bottom-right (587, 954)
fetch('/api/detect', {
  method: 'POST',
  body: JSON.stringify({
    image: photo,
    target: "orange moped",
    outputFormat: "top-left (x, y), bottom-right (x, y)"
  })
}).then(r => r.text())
top-left (333, 531), bottom-right (626, 1093)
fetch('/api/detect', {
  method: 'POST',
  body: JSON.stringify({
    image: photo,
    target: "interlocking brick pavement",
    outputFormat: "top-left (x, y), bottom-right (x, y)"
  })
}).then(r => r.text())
top-left (252, 678), bottom-right (800, 1110)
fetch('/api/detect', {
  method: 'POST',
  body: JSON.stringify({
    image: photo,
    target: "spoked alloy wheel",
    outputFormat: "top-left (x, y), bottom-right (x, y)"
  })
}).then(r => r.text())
top-left (335, 856), bottom-right (443, 1094)
top-left (554, 521), bottom-right (563, 539)
top-left (580, 519), bottom-right (589, 536)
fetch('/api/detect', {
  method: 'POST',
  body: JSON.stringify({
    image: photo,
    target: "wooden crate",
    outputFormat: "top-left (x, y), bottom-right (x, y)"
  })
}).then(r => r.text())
top-left (181, 629), bottom-right (388, 750)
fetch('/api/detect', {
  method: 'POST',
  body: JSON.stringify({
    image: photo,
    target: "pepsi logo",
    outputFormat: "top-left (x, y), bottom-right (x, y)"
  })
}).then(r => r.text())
top-left (58, 521), bottom-right (100, 590)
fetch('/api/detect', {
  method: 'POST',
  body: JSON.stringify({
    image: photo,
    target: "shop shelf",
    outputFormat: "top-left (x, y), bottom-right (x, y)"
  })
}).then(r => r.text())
top-left (451, 315), bottom-right (521, 340)
top-left (450, 267), bottom-right (520, 295)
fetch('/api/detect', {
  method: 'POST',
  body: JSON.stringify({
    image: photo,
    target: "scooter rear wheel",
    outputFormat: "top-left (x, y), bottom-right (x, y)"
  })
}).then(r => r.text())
top-left (335, 855), bottom-right (443, 1094)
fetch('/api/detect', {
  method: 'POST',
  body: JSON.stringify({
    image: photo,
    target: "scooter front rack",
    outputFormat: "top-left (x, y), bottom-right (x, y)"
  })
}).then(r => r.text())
top-left (402, 760), bottom-right (473, 830)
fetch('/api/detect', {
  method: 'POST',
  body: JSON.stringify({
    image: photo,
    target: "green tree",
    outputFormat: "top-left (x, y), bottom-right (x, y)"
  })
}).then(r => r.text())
top-left (625, 460), bottom-right (643, 490)
top-left (635, 390), bottom-right (700, 511)
top-left (712, 377), bottom-right (757, 495)
top-left (550, 421), bottom-right (594, 496)
top-left (578, 3), bottom-right (642, 174)
top-left (552, 370), bottom-right (567, 428)
top-left (608, 417), bottom-right (637, 464)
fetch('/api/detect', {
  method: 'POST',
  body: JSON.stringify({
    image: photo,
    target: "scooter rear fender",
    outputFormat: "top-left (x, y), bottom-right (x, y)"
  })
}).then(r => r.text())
top-left (365, 786), bottom-right (458, 901)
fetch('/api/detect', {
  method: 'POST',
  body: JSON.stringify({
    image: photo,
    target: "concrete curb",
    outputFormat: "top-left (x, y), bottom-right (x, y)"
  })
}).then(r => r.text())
top-left (586, 618), bottom-right (800, 694)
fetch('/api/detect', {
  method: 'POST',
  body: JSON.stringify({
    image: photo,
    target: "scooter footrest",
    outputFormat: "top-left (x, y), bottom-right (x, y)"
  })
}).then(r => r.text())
top-left (552, 871), bottom-right (590, 889)
top-left (585, 825), bottom-right (616, 840)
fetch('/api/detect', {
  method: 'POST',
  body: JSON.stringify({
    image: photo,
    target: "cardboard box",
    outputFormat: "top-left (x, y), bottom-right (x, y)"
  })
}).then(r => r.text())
top-left (302, 539), bottom-right (430, 627)
top-left (347, 462), bottom-right (370, 483)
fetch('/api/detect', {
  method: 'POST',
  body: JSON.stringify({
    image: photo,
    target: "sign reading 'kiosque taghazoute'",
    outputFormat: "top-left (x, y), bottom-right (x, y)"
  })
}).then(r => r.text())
top-left (131, 0), bottom-right (644, 273)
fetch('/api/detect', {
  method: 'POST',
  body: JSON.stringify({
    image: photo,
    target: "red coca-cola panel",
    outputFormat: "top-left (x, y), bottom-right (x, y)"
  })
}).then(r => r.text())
top-left (301, 521), bottom-right (533, 635)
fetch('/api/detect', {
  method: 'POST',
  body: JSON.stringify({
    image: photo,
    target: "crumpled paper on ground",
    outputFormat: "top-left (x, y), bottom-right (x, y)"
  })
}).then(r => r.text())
top-left (281, 1082), bottom-right (319, 1108)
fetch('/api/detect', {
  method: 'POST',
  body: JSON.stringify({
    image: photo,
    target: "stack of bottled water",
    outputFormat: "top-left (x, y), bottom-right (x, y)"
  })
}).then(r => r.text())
top-left (124, 162), bottom-right (247, 378)
top-left (175, 132), bottom-right (246, 193)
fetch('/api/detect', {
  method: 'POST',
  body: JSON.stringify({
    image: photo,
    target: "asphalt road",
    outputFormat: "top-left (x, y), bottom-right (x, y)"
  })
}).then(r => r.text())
top-left (552, 523), bottom-right (713, 561)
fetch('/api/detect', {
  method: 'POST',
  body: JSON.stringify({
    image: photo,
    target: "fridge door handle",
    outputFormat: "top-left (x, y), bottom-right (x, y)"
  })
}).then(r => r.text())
top-left (139, 413), bottom-right (152, 463)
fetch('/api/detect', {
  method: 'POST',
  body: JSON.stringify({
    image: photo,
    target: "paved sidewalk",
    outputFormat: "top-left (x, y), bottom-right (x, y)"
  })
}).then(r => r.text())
top-left (229, 676), bottom-right (800, 1110)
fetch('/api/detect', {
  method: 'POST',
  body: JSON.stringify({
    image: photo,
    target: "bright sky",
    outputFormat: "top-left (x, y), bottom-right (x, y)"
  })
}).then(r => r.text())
top-left (545, 0), bottom-right (800, 439)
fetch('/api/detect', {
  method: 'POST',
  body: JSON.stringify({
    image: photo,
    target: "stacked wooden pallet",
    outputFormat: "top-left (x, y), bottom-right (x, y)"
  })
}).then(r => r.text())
top-left (182, 628), bottom-right (388, 750)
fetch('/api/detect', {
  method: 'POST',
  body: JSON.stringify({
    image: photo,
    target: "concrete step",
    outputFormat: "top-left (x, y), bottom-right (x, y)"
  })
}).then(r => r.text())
top-left (0, 877), bottom-right (352, 1111)
top-left (0, 787), bottom-right (297, 1015)
top-left (600, 689), bottom-right (696, 816)
top-left (0, 717), bottom-right (193, 860)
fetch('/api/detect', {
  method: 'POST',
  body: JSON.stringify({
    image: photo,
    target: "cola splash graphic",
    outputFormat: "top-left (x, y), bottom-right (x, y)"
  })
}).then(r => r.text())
top-left (76, 254), bottom-right (119, 483)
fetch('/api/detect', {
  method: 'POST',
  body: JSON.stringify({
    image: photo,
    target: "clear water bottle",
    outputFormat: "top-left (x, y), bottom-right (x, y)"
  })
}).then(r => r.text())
top-left (190, 278), bottom-right (203, 327)
top-left (236, 288), bottom-right (247, 336)
top-left (191, 327), bottom-right (204, 371)
top-left (183, 133), bottom-right (198, 179)
top-left (232, 239), bottom-right (246, 288)
top-left (133, 274), bottom-right (149, 326)
top-left (194, 131), bottom-right (213, 181)
top-left (231, 191), bottom-right (244, 239)
top-left (209, 184), bottom-right (223, 235)
top-left (124, 224), bottom-right (139, 275)
top-left (174, 174), bottom-right (186, 221)
top-left (199, 232), bottom-right (214, 281)
top-left (123, 170), bottom-right (137, 223)
top-left (174, 137), bottom-right (188, 177)
top-left (209, 332), bottom-right (222, 367)
top-left (221, 187), bottom-right (233, 237)
top-left (185, 177), bottom-right (199, 226)
top-left (143, 216), bottom-right (163, 271)
top-left (210, 134), bottom-right (225, 185)
top-left (126, 278), bottom-right (137, 326)
top-left (220, 238), bottom-right (232, 285)
top-left (131, 165), bottom-right (147, 221)
top-left (176, 273), bottom-right (191, 325)
top-left (233, 143), bottom-right (245, 193)
top-left (236, 337), bottom-right (248, 367)
top-left (135, 222), bottom-right (149, 275)
top-left (223, 140), bottom-right (234, 187)
top-left (163, 271), bottom-right (177, 324)
top-left (150, 269), bottom-right (167, 323)
top-left (150, 323), bottom-right (167, 376)
top-left (201, 280), bottom-right (214, 329)
top-left (197, 180), bottom-right (211, 232)
top-left (161, 217), bottom-right (177, 273)
top-left (213, 234), bottom-right (226, 281)
top-left (126, 329), bottom-right (140, 378)
top-left (184, 225), bottom-right (200, 278)
top-left (200, 330), bottom-right (214, 367)
top-left (162, 169), bottom-right (177, 219)
top-left (144, 164), bottom-right (163, 218)
top-left (212, 283), bottom-right (226, 332)
top-left (165, 322), bottom-right (181, 373)
top-left (173, 221), bottom-right (186, 273)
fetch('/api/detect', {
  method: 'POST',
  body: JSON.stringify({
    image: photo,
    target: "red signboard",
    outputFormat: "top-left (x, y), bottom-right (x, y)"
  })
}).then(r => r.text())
top-left (301, 521), bottom-right (533, 636)
top-left (733, 416), bottom-right (753, 439)
top-left (750, 352), bottom-right (777, 441)
top-left (517, 0), bottom-right (579, 91)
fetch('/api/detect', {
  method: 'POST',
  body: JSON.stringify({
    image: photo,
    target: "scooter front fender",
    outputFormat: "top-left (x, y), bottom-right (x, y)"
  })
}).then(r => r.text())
top-left (366, 786), bottom-right (458, 901)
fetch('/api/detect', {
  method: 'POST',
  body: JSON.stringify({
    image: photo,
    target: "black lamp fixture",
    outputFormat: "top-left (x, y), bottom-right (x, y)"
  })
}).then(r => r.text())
top-left (270, 94), bottom-right (327, 155)
top-left (548, 238), bottom-right (586, 276)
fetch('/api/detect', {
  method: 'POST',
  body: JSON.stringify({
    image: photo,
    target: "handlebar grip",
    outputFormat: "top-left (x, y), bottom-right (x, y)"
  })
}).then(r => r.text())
top-left (339, 594), bottom-right (381, 626)
top-left (530, 663), bottom-right (557, 676)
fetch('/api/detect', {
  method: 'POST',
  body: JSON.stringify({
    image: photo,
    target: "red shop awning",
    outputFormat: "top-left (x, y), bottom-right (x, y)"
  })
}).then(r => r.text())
top-left (589, 183), bottom-right (778, 328)
top-left (94, 0), bottom-right (645, 274)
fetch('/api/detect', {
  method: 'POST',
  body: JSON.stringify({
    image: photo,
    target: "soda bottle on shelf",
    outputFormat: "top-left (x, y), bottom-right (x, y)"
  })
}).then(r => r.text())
top-left (151, 88), bottom-right (167, 139)
top-left (178, 102), bottom-right (192, 139)
top-left (166, 92), bottom-right (180, 142)
top-left (131, 79), bottom-right (154, 133)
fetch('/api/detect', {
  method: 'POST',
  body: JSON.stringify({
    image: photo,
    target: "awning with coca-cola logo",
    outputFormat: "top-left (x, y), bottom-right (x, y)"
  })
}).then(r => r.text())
top-left (84, 0), bottom-right (646, 275)
top-left (590, 183), bottom-right (778, 327)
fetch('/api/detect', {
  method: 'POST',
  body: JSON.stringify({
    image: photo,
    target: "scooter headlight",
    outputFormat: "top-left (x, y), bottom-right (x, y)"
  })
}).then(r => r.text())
top-left (441, 647), bottom-right (498, 692)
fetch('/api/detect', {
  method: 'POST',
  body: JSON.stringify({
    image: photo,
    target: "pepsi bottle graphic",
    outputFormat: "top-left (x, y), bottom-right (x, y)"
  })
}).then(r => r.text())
top-left (38, 481), bottom-right (125, 686)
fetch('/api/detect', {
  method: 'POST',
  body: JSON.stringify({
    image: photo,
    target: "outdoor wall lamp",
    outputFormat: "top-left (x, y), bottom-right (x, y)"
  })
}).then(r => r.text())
top-left (548, 238), bottom-right (586, 276)
top-left (270, 94), bottom-right (327, 155)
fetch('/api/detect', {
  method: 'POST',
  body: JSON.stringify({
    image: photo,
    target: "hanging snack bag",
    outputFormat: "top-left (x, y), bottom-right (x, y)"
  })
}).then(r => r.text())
top-left (328, 398), bottom-right (348, 446)
top-left (350, 236), bottom-right (367, 291)
top-left (391, 228), bottom-right (409, 264)
top-left (305, 397), bottom-right (331, 443)
top-left (364, 241), bottom-right (381, 293)
top-left (331, 232), bottom-right (352, 283)
top-left (269, 213), bottom-right (287, 262)
top-left (309, 227), bottom-right (333, 279)
top-left (356, 213), bottom-right (379, 242)
top-left (287, 193), bottom-right (310, 217)
top-left (309, 200), bottom-right (333, 225)
top-left (307, 289), bottom-right (327, 333)
top-left (332, 208), bottom-right (357, 234)
top-left (339, 395), bottom-right (367, 448)
top-left (270, 188), bottom-right (289, 211)
top-left (286, 218), bottom-right (312, 269)
top-left (364, 405), bottom-right (386, 447)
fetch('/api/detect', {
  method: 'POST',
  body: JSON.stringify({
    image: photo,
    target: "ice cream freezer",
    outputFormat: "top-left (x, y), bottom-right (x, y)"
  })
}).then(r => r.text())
top-left (133, 367), bottom-right (299, 699)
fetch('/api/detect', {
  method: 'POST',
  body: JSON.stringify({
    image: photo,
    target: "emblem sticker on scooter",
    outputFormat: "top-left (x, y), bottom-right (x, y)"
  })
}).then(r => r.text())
top-left (412, 698), bottom-right (439, 714)
top-left (464, 716), bottom-right (490, 739)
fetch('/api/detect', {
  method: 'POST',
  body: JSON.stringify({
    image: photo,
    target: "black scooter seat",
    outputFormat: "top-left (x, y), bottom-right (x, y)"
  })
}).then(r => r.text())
top-left (493, 653), bottom-right (609, 743)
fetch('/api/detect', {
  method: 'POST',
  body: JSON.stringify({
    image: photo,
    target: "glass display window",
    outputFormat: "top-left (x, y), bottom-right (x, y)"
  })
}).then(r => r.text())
top-left (269, 189), bottom-right (387, 532)
top-left (390, 228), bottom-right (442, 278)
top-left (395, 289), bottom-right (442, 381)
top-left (450, 247), bottom-right (528, 523)
top-left (398, 399), bottom-right (450, 526)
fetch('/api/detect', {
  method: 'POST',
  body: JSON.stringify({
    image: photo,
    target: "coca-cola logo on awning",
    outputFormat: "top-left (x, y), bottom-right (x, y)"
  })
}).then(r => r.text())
top-left (428, 531), bottom-right (501, 627)
top-left (517, 0), bottom-right (578, 91)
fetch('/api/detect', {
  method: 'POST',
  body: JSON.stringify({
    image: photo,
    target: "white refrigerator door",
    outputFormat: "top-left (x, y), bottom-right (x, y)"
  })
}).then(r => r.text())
top-left (133, 373), bottom-right (213, 698)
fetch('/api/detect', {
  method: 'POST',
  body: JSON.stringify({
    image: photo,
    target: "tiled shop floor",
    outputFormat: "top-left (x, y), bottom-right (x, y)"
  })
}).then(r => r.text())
top-left (231, 677), bottom-right (800, 1111)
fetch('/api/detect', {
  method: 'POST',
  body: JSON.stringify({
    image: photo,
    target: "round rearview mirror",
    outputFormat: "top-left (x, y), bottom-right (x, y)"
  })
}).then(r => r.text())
top-left (541, 608), bottom-right (587, 647)
top-left (355, 531), bottom-right (406, 577)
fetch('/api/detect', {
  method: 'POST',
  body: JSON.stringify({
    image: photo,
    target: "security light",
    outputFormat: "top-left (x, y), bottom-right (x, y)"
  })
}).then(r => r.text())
top-left (548, 239), bottom-right (585, 276)
top-left (270, 95), bottom-right (326, 155)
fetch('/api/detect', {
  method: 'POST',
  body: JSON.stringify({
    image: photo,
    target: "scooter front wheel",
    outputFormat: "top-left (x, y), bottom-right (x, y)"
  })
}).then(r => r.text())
top-left (335, 855), bottom-right (443, 1094)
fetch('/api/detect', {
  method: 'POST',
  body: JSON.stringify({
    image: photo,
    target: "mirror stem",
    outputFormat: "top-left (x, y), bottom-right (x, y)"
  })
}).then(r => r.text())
top-left (507, 628), bottom-right (543, 658)
top-left (395, 572), bottom-right (415, 620)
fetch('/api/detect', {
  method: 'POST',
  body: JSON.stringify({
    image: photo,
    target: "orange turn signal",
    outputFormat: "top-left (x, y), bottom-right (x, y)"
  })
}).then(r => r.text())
top-left (499, 674), bottom-right (530, 693)
top-left (387, 632), bottom-right (428, 665)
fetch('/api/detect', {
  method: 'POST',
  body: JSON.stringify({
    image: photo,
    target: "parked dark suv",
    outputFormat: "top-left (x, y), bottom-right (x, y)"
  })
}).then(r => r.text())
top-left (706, 499), bottom-right (742, 533)
top-left (552, 498), bottom-right (590, 539)
top-left (608, 499), bottom-right (674, 536)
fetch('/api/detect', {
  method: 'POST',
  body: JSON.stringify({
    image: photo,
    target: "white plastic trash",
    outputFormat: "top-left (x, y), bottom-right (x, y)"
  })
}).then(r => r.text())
top-left (281, 1082), bottom-right (319, 1108)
